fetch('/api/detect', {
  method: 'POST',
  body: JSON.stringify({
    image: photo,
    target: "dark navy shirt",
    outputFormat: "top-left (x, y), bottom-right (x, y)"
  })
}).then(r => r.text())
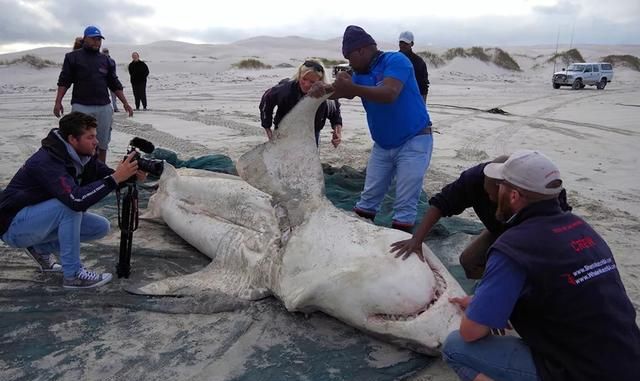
top-left (57, 47), bottom-right (124, 106)
top-left (429, 162), bottom-right (505, 234)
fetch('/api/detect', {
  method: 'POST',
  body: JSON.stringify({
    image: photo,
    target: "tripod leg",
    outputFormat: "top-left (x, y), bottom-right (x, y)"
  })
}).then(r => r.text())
top-left (117, 187), bottom-right (135, 278)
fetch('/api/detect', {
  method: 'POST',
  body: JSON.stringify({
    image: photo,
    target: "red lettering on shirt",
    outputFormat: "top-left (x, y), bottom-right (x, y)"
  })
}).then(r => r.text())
top-left (552, 219), bottom-right (584, 233)
top-left (570, 236), bottom-right (596, 253)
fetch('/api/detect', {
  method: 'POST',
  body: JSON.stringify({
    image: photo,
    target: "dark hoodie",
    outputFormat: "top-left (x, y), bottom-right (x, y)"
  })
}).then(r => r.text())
top-left (0, 129), bottom-right (117, 235)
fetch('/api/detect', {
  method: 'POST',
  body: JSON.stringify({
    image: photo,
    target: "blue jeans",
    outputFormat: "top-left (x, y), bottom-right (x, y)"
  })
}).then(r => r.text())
top-left (1, 199), bottom-right (110, 278)
top-left (442, 331), bottom-right (540, 381)
top-left (355, 134), bottom-right (432, 224)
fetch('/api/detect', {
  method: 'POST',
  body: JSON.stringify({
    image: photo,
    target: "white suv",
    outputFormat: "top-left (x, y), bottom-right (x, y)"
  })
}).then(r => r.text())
top-left (552, 63), bottom-right (613, 90)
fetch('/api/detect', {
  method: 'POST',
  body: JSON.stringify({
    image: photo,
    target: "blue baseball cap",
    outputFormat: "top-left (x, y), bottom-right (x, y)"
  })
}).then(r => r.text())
top-left (83, 26), bottom-right (104, 39)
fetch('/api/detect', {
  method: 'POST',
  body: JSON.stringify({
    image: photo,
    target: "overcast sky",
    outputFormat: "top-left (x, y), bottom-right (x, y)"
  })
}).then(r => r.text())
top-left (1, 0), bottom-right (638, 53)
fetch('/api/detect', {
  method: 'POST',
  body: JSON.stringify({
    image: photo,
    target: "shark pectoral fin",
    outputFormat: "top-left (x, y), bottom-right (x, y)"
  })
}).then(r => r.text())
top-left (124, 263), bottom-right (273, 301)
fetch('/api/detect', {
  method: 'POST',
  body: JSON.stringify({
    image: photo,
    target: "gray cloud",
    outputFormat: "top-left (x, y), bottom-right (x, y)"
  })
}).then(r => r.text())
top-left (1, 0), bottom-right (638, 51)
top-left (0, 0), bottom-right (154, 45)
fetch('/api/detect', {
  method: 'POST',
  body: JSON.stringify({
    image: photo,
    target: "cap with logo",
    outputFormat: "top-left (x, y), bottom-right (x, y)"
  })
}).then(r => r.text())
top-left (84, 26), bottom-right (104, 39)
top-left (483, 149), bottom-right (563, 195)
top-left (399, 31), bottom-right (414, 44)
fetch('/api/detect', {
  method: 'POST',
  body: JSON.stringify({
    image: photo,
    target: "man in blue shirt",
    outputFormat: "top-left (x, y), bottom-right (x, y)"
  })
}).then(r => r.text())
top-left (312, 25), bottom-right (433, 233)
top-left (442, 150), bottom-right (640, 381)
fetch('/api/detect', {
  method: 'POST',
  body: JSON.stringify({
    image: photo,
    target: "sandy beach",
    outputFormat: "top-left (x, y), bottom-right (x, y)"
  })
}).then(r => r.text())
top-left (1, 37), bottom-right (639, 380)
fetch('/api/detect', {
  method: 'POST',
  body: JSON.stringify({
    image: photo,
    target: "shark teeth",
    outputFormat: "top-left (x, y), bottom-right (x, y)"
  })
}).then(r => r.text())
top-left (369, 268), bottom-right (447, 323)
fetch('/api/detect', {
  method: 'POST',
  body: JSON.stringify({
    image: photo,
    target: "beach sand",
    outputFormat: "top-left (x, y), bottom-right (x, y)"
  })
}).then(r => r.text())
top-left (1, 38), bottom-right (639, 380)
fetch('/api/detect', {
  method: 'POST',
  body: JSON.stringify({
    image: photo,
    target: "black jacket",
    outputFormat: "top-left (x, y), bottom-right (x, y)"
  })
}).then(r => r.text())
top-left (400, 50), bottom-right (429, 95)
top-left (429, 162), bottom-right (571, 235)
top-left (128, 60), bottom-right (149, 83)
top-left (57, 47), bottom-right (124, 106)
top-left (259, 79), bottom-right (342, 135)
top-left (0, 129), bottom-right (117, 235)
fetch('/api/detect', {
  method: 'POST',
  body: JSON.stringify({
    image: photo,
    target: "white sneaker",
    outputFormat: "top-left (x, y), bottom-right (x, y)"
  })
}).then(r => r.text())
top-left (63, 268), bottom-right (112, 289)
top-left (24, 247), bottom-right (62, 273)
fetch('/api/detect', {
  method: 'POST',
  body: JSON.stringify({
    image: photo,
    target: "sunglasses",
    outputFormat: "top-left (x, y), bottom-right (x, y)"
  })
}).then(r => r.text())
top-left (303, 60), bottom-right (324, 73)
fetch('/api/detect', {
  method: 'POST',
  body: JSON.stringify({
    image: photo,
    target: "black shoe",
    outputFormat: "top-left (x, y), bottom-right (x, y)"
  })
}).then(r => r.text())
top-left (353, 207), bottom-right (376, 222)
top-left (391, 221), bottom-right (414, 233)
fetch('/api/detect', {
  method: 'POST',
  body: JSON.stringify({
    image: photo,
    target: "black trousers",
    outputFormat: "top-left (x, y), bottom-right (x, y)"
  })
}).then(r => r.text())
top-left (131, 80), bottom-right (147, 109)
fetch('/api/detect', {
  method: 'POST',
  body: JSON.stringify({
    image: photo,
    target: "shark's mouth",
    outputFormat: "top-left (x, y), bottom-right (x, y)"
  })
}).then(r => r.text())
top-left (368, 268), bottom-right (446, 323)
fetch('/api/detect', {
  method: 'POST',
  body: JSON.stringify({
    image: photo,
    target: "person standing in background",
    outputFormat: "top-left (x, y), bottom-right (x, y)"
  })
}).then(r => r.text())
top-left (101, 48), bottom-right (119, 112)
top-left (398, 31), bottom-right (430, 102)
top-left (128, 52), bottom-right (150, 110)
top-left (54, 25), bottom-right (133, 163)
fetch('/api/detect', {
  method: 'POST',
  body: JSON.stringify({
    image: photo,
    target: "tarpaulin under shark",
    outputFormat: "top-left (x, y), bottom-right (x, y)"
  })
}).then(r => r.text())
top-left (0, 100), bottom-right (483, 380)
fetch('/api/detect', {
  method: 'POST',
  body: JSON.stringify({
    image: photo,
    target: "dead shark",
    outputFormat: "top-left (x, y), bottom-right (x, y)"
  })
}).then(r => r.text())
top-left (137, 94), bottom-right (465, 355)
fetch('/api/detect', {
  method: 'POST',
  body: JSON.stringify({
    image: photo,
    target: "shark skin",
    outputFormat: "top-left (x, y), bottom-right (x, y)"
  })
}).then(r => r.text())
top-left (136, 94), bottom-right (465, 355)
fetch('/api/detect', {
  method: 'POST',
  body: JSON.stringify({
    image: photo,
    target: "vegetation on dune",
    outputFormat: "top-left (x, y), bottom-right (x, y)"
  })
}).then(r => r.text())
top-left (469, 46), bottom-right (491, 62)
top-left (275, 63), bottom-right (294, 68)
top-left (443, 47), bottom-right (466, 60)
top-left (0, 54), bottom-right (58, 69)
top-left (439, 47), bottom-right (520, 71)
top-left (547, 48), bottom-right (585, 66)
top-left (601, 55), bottom-right (640, 71)
top-left (417, 50), bottom-right (446, 68)
top-left (312, 57), bottom-right (347, 67)
top-left (232, 58), bottom-right (272, 69)
top-left (490, 48), bottom-right (521, 71)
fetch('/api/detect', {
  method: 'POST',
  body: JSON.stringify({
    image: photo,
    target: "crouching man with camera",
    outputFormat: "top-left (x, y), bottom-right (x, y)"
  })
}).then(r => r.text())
top-left (0, 112), bottom-right (144, 289)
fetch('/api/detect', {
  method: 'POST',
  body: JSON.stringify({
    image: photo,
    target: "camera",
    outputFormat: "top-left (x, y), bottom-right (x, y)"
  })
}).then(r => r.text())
top-left (126, 137), bottom-right (164, 177)
top-left (332, 63), bottom-right (353, 78)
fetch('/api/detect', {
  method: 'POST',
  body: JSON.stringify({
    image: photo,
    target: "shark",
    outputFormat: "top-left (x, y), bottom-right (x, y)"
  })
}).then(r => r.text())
top-left (136, 94), bottom-right (465, 355)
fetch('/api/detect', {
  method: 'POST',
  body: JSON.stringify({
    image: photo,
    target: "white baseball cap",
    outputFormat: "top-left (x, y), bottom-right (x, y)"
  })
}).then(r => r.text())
top-left (484, 150), bottom-right (563, 195)
top-left (399, 31), bottom-right (414, 44)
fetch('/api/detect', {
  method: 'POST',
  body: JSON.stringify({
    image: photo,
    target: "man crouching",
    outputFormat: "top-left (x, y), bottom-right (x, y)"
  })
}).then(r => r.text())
top-left (0, 112), bottom-right (142, 289)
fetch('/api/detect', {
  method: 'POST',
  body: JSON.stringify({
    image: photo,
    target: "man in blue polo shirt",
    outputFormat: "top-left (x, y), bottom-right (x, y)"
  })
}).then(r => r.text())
top-left (54, 25), bottom-right (134, 163)
top-left (312, 25), bottom-right (432, 233)
top-left (442, 150), bottom-right (640, 381)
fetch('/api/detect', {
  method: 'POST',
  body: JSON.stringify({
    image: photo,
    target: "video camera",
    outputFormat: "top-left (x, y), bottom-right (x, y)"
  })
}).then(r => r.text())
top-left (332, 63), bottom-right (353, 78)
top-left (126, 137), bottom-right (164, 177)
top-left (116, 137), bottom-right (164, 278)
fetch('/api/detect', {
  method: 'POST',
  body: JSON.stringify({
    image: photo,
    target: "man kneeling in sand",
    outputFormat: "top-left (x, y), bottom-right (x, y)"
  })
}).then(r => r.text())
top-left (390, 155), bottom-right (571, 278)
top-left (442, 150), bottom-right (640, 381)
top-left (0, 112), bottom-right (143, 289)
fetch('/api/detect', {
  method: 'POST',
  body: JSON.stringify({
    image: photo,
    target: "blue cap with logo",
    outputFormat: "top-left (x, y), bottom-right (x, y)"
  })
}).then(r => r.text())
top-left (83, 26), bottom-right (104, 39)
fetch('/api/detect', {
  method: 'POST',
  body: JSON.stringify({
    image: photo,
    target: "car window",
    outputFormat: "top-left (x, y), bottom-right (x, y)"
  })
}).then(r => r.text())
top-left (567, 64), bottom-right (585, 71)
top-left (584, 65), bottom-right (592, 72)
top-left (601, 63), bottom-right (612, 70)
top-left (593, 65), bottom-right (599, 72)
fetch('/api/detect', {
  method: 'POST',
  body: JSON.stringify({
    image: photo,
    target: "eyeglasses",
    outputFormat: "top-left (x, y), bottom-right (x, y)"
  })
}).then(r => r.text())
top-left (303, 60), bottom-right (324, 73)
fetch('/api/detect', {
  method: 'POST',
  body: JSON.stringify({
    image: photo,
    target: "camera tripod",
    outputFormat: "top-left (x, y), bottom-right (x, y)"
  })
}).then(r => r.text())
top-left (116, 181), bottom-right (139, 278)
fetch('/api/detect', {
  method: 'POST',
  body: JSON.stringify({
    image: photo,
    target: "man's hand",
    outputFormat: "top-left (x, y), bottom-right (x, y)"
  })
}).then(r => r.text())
top-left (112, 152), bottom-right (139, 183)
top-left (135, 170), bottom-right (148, 182)
top-left (390, 237), bottom-right (425, 262)
top-left (53, 102), bottom-right (64, 118)
top-left (449, 295), bottom-right (473, 311)
top-left (264, 128), bottom-right (273, 141)
top-left (331, 125), bottom-right (342, 148)
top-left (331, 71), bottom-right (357, 99)
top-left (123, 103), bottom-right (134, 117)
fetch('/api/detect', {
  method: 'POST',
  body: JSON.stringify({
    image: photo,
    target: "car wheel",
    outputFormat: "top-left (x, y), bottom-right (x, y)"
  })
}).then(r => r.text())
top-left (553, 83), bottom-right (560, 89)
top-left (597, 78), bottom-right (607, 90)
top-left (572, 79), bottom-right (583, 90)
